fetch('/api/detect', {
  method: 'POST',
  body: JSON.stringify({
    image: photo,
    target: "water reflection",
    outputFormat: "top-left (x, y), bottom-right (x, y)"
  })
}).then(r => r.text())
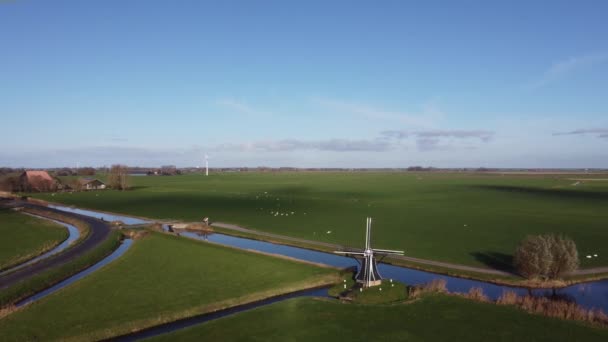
top-left (48, 205), bottom-right (150, 225)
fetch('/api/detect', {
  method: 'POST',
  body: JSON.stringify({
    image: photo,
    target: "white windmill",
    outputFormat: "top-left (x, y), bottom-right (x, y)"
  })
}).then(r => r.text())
top-left (334, 217), bottom-right (404, 287)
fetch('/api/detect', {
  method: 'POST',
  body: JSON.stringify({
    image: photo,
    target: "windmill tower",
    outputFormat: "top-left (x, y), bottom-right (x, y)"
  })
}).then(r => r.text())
top-left (334, 217), bottom-right (404, 287)
top-left (205, 154), bottom-right (209, 176)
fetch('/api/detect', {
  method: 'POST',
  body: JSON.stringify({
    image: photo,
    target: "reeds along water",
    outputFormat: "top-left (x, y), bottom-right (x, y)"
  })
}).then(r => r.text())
top-left (409, 280), bottom-right (608, 326)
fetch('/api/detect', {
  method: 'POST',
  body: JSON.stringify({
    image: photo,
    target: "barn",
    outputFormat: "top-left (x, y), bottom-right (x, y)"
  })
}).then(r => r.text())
top-left (19, 170), bottom-right (58, 192)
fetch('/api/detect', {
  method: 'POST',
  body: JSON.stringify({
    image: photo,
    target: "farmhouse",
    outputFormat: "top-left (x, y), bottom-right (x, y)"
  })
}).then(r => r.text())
top-left (19, 170), bottom-right (58, 192)
top-left (78, 178), bottom-right (106, 190)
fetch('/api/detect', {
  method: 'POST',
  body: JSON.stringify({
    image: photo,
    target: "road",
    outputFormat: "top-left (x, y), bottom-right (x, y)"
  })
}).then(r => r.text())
top-left (0, 203), bottom-right (112, 289)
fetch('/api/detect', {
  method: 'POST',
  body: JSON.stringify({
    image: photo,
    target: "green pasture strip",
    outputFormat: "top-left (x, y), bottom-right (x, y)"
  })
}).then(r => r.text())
top-left (0, 208), bottom-right (69, 271)
top-left (31, 172), bottom-right (608, 268)
top-left (148, 294), bottom-right (608, 342)
top-left (0, 230), bottom-right (122, 307)
top-left (0, 232), bottom-right (338, 341)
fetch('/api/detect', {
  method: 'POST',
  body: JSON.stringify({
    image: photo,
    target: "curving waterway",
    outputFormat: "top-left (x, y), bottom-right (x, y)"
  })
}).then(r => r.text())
top-left (107, 287), bottom-right (330, 342)
top-left (47, 205), bottom-right (150, 225)
top-left (0, 215), bottom-right (80, 276)
top-left (183, 231), bottom-right (608, 312)
top-left (45, 204), bottom-right (608, 312)
top-left (16, 239), bottom-right (133, 307)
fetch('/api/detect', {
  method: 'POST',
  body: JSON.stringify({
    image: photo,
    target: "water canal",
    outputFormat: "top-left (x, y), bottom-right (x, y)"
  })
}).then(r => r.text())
top-left (0, 215), bottom-right (80, 276)
top-left (16, 239), bottom-right (133, 307)
top-left (44, 204), bottom-right (608, 313)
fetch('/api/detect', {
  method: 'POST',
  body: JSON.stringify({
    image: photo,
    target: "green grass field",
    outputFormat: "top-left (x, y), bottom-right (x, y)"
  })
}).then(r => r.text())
top-left (0, 232), bottom-right (338, 341)
top-left (147, 294), bottom-right (608, 342)
top-left (0, 230), bottom-right (122, 307)
top-left (32, 172), bottom-right (608, 269)
top-left (0, 208), bottom-right (68, 271)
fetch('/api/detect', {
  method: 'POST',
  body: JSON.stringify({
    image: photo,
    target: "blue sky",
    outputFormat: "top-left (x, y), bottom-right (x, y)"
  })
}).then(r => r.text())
top-left (1, 0), bottom-right (607, 168)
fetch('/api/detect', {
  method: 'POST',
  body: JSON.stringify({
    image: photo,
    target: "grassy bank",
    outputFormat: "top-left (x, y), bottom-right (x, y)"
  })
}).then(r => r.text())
top-left (329, 277), bottom-right (409, 304)
top-left (0, 232), bottom-right (339, 341)
top-left (0, 230), bottom-right (122, 306)
top-left (30, 172), bottom-right (608, 269)
top-left (0, 208), bottom-right (68, 271)
top-left (148, 294), bottom-right (608, 342)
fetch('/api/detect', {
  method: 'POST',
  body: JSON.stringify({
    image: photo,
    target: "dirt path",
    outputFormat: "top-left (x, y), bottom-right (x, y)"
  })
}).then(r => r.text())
top-left (570, 267), bottom-right (608, 275)
top-left (0, 203), bottom-right (111, 289)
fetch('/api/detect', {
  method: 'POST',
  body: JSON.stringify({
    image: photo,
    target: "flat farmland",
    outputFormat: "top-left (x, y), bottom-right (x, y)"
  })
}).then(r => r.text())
top-left (0, 208), bottom-right (69, 271)
top-left (147, 295), bottom-right (608, 342)
top-left (33, 172), bottom-right (608, 269)
top-left (0, 232), bottom-right (337, 341)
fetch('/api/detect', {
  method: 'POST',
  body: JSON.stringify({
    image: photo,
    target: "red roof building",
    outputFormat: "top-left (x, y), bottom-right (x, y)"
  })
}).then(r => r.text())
top-left (19, 171), bottom-right (57, 192)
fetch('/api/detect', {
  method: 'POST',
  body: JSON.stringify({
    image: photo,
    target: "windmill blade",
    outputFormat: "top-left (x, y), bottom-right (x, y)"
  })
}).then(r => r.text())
top-left (372, 248), bottom-right (404, 255)
top-left (339, 247), bottom-right (366, 253)
top-left (334, 251), bottom-right (365, 256)
top-left (365, 217), bottom-right (372, 249)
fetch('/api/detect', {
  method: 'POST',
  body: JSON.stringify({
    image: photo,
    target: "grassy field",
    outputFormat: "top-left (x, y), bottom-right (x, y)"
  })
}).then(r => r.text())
top-left (0, 230), bottom-right (122, 307)
top-left (0, 208), bottom-right (68, 271)
top-left (328, 277), bottom-right (409, 304)
top-left (31, 172), bottom-right (608, 269)
top-left (0, 232), bottom-right (338, 341)
top-left (148, 295), bottom-right (608, 342)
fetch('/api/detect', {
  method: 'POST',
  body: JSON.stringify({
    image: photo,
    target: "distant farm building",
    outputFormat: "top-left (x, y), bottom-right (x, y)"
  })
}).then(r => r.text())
top-left (19, 170), bottom-right (58, 192)
top-left (78, 178), bottom-right (106, 190)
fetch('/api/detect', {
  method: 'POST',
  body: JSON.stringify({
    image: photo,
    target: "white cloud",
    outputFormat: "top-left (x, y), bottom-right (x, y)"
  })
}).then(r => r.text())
top-left (213, 138), bottom-right (392, 152)
top-left (528, 52), bottom-right (608, 90)
top-left (416, 130), bottom-right (494, 142)
top-left (215, 98), bottom-right (271, 116)
top-left (312, 97), bottom-right (442, 128)
top-left (553, 128), bottom-right (608, 138)
top-left (381, 129), bottom-right (495, 151)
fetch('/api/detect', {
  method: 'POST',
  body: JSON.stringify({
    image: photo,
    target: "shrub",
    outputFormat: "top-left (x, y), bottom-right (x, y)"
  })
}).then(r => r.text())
top-left (466, 287), bottom-right (489, 302)
top-left (409, 279), bottom-right (447, 298)
top-left (0, 305), bottom-right (17, 319)
top-left (497, 290), bottom-right (518, 305)
top-left (426, 279), bottom-right (447, 292)
top-left (495, 291), bottom-right (608, 327)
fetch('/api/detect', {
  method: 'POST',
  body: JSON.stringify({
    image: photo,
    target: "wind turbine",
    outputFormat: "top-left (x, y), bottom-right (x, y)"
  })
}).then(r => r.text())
top-left (334, 217), bottom-right (404, 287)
top-left (205, 154), bottom-right (209, 176)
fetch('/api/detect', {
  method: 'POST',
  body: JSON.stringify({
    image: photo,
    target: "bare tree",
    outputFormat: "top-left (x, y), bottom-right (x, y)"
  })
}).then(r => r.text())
top-left (547, 235), bottom-right (579, 279)
top-left (514, 235), bottom-right (553, 279)
top-left (0, 176), bottom-right (19, 192)
top-left (108, 165), bottom-right (130, 190)
top-left (77, 167), bottom-right (96, 176)
top-left (70, 178), bottom-right (83, 192)
top-left (514, 234), bottom-right (579, 280)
